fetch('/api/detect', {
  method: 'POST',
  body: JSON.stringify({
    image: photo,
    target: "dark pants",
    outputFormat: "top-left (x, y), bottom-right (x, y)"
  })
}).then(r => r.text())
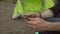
top-left (39, 18), bottom-right (60, 34)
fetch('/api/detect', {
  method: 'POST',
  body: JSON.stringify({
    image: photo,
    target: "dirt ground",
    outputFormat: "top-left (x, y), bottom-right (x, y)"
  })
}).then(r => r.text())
top-left (0, 1), bottom-right (35, 34)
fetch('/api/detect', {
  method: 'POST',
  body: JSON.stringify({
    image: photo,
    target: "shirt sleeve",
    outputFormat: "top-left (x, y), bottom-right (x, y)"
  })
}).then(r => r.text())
top-left (44, 0), bottom-right (54, 10)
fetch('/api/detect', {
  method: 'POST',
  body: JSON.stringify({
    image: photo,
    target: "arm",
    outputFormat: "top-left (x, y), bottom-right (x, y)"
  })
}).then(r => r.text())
top-left (40, 4), bottom-right (60, 31)
top-left (47, 22), bottom-right (60, 31)
top-left (40, 3), bottom-right (60, 18)
top-left (24, 1), bottom-right (60, 31)
top-left (23, 9), bottom-right (54, 18)
top-left (40, 9), bottom-right (54, 18)
top-left (26, 17), bottom-right (60, 31)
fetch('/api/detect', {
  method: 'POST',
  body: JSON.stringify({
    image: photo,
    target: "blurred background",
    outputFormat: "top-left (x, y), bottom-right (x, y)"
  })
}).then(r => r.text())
top-left (0, 0), bottom-right (34, 34)
top-left (0, 0), bottom-right (17, 3)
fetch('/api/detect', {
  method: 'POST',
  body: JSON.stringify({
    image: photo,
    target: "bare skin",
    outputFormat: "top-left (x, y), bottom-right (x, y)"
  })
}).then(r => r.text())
top-left (23, 9), bottom-right (54, 18)
top-left (23, 9), bottom-right (60, 31)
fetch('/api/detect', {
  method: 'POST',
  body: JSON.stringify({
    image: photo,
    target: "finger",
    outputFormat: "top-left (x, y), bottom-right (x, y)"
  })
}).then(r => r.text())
top-left (24, 18), bottom-right (31, 21)
top-left (23, 13), bottom-right (33, 17)
top-left (23, 13), bottom-right (37, 18)
top-left (28, 18), bottom-right (35, 21)
top-left (39, 18), bottom-right (46, 22)
top-left (28, 25), bottom-right (37, 29)
top-left (25, 18), bottom-right (36, 21)
top-left (28, 17), bottom-right (40, 21)
top-left (26, 21), bottom-right (37, 25)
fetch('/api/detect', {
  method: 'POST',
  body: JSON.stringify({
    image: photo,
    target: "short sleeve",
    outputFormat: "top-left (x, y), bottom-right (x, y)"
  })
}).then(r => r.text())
top-left (45, 0), bottom-right (55, 10)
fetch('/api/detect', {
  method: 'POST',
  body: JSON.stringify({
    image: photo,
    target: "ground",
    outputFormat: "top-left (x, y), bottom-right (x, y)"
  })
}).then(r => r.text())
top-left (0, 1), bottom-right (34, 34)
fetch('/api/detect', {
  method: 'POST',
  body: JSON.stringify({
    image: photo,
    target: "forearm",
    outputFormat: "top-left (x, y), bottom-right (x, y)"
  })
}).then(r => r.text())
top-left (47, 22), bottom-right (60, 31)
top-left (40, 9), bottom-right (54, 18)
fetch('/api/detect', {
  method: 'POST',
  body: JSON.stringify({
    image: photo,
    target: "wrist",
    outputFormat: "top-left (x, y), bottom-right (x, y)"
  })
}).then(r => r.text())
top-left (46, 22), bottom-right (58, 31)
top-left (46, 22), bottom-right (53, 31)
top-left (38, 12), bottom-right (41, 18)
top-left (36, 12), bottom-right (41, 17)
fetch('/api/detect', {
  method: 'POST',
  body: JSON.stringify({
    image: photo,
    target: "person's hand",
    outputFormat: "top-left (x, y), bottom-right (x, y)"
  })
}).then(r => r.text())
top-left (25, 17), bottom-right (52, 31)
top-left (23, 13), bottom-right (40, 19)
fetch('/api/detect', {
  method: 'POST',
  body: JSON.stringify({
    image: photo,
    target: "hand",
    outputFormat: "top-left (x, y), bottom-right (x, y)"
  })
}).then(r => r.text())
top-left (23, 13), bottom-right (40, 19)
top-left (25, 17), bottom-right (52, 31)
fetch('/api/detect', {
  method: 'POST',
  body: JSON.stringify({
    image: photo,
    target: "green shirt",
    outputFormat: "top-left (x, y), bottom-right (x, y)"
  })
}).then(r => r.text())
top-left (13, 0), bottom-right (54, 15)
top-left (24, 0), bottom-right (54, 12)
